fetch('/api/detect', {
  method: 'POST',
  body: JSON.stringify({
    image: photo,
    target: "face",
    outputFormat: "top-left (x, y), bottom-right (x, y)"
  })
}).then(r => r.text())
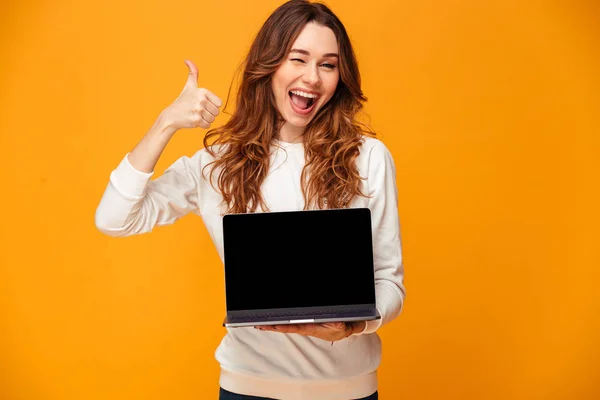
top-left (271, 22), bottom-right (340, 137)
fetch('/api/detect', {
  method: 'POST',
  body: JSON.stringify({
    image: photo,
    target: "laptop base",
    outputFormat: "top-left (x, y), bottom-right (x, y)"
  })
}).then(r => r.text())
top-left (223, 306), bottom-right (380, 328)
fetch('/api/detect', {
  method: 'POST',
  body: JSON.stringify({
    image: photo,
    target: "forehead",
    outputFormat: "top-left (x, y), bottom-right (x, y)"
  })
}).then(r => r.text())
top-left (291, 22), bottom-right (338, 55)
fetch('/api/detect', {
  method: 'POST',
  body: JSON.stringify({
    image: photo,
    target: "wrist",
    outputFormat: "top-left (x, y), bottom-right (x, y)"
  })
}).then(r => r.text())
top-left (154, 111), bottom-right (177, 138)
top-left (351, 321), bottom-right (366, 335)
top-left (346, 321), bottom-right (366, 337)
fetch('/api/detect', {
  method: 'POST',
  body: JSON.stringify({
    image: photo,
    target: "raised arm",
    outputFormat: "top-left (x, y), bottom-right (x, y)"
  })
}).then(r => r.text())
top-left (94, 60), bottom-right (223, 237)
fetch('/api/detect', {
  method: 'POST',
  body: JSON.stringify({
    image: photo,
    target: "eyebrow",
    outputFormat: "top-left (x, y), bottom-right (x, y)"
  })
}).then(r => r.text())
top-left (290, 48), bottom-right (339, 58)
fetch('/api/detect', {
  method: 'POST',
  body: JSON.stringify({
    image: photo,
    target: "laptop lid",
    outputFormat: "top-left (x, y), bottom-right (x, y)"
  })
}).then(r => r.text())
top-left (222, 207), bottom-right (376, 314)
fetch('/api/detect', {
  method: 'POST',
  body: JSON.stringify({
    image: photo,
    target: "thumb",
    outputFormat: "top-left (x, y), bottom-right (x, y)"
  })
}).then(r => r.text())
top-left (184, 59), bottom-right (198, 88)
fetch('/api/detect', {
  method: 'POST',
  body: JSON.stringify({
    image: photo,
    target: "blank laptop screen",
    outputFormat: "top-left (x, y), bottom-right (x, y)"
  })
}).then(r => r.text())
top-left (222, 208), bottom-right (376, 312)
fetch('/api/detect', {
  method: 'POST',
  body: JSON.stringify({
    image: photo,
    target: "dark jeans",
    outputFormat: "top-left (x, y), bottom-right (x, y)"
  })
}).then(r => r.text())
top-left (219, 387), bottom-right (378, 400)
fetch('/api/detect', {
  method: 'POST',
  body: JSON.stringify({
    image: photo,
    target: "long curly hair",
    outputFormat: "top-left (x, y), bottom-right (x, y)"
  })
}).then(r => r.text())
top-left (203, 0), bottom-right (375, 214)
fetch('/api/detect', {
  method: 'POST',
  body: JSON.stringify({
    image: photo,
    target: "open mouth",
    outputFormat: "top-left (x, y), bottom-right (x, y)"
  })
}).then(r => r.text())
top-left (288, 91), bottom-right (319, 115)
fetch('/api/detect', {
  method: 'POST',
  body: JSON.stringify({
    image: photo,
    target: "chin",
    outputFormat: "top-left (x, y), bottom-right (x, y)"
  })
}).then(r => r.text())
top-left (286, 117), bottom-right (312, 127)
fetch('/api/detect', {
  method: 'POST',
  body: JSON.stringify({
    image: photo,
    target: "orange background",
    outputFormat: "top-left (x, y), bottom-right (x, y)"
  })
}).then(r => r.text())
top-left (1, 0), bottom-right (598, 399)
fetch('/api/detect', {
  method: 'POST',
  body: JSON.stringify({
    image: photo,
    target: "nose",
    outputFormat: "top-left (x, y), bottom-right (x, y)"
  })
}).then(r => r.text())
top-left (302, 64), bottom-right (321, 86)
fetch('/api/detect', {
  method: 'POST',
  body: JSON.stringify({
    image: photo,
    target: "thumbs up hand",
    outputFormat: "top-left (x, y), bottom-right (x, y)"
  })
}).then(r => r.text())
top-left (162, 60), bottom-right (223, 130)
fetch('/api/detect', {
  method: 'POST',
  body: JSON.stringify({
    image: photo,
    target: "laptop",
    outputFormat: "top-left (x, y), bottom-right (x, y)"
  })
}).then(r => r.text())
top-left (221, 207), bottom-right (381, 327)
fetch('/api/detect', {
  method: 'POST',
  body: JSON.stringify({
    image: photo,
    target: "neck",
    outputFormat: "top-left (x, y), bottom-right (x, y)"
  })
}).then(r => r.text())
top-left (277, 122), bottom-right (305, 143)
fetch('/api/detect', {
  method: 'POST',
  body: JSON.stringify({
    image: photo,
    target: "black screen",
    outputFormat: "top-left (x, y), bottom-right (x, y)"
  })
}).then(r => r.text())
top-left (222, 208), bottom-right (376, 311)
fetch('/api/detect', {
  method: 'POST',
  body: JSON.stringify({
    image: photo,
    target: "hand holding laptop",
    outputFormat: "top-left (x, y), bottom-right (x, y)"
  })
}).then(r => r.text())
top-left (256, 321), bottom-right (367, 342)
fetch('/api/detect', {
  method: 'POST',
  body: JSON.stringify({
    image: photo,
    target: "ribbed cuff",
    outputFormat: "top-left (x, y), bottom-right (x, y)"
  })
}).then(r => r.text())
top-left (352, 308), bottom-right (382, 335)
top-left (109, 153), bottom-right (154, 199)
top-left (355, 283), bottom-right (405, 335)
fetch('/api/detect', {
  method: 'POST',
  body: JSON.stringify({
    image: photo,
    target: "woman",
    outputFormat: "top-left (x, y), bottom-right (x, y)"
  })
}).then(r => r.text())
top-left (95, 0), bottom-right (405, 399)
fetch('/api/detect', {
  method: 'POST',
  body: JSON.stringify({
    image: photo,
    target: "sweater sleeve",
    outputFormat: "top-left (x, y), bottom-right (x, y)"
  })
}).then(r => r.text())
top-left (354, 140), bottom-right (406, 335)
top-left (94, 152), bottom-right (203, 237)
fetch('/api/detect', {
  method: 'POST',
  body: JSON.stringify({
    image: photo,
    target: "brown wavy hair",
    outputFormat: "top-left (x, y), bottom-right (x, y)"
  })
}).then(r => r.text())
top-left (203, 0), bottom-right (375, 214)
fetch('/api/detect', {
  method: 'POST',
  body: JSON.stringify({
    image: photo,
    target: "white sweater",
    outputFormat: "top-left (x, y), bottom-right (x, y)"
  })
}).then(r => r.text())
top-left (95, 136), bottom-right (405, 400)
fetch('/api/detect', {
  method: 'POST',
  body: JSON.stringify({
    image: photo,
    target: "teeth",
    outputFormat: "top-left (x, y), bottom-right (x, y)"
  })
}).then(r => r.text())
top-left (290, 90), bottom-right (318, 99)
